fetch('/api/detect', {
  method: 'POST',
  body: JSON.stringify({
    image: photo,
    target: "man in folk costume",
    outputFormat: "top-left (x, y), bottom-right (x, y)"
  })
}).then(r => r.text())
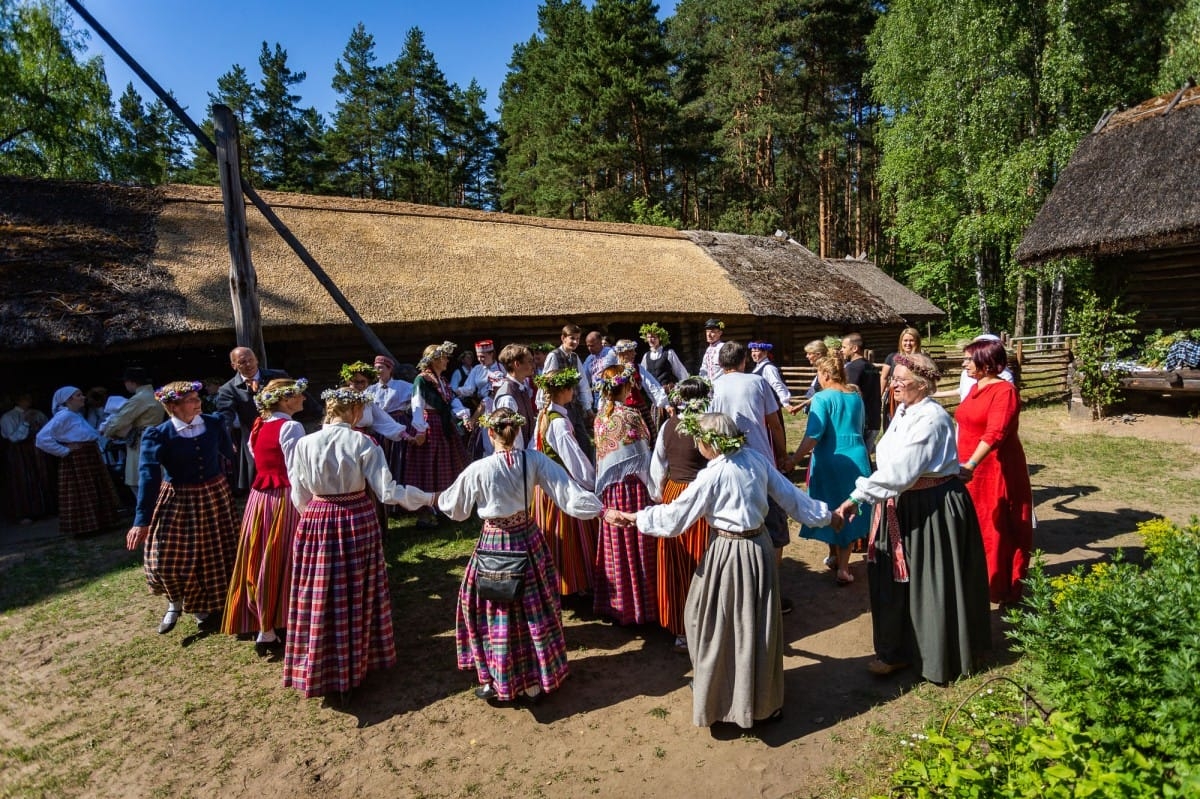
top-left (492, 344), bottom-right (538, 449)
top-left (542, 324), bottom-right (595, 461)
top-left (456, 339), bottom-right (505, 410)
top-left (100, 367), bottom-right (166, 496)
top-left (216, 347), bottom-right (289, 494)
top-left (639, 322), bottom-right (689, 395)
top-left (699, 318), bottom-right (727, 382)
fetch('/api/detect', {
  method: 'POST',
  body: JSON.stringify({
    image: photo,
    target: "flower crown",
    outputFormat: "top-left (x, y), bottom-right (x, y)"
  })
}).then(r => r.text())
top-left (254, 378), bottom-right (309, 412)
top-left (478, 410), bottom-right (526, 429)
top-left (677, 413), bottom-right (746, 454)
top-left (534, 367), bottom-right (580, 391)
top-left (893, 353), bottom-right (942, 384)
top-left (320, 387), bottom-right (374, 405)
top-left (155, 381), bottom-right (203, 403)
top-left (638, 322), bottom-right (670, 347)
top-left (668, 377), bottom-right (713, 414)
top-left (612, 339), bottom-right (638, 354)
top-left (339, 361), bottom-right (378, 383)
top-left (598, 363), bottom-right (637, 395)
top-left (417, 341), bottom-right (457, 371)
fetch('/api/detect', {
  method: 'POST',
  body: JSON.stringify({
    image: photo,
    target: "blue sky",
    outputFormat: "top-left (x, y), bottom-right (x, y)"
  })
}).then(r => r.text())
top-left (78, 0), bottom-right (678, 122)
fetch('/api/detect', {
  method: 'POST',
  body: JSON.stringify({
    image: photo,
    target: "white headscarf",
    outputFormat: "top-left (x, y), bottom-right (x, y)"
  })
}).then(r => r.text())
top-left (52, 386), bottom-right (81, 414)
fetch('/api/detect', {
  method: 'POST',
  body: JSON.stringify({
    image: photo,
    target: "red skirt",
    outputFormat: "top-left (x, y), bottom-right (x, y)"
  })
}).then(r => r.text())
top-left (533, 484), bottom-right (598, 595)
top-left (222, 485), bottom-right (299, 635)
top-left (57, 445), bottom-right (120, 536)
top-left (656, 478), bottom-right (710, 636)
top-left (594, 477), bottom-right (658, 625)
top-left (143, 475), bottom-right (238, 612)
top-left (403, 413), bottom-right (467, 493)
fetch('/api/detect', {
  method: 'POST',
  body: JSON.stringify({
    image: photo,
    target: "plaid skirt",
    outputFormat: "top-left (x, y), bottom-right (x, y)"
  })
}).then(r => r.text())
top-left (143, 475), bottom-right (237, 612)
top-left (283, 491), bottom-right (395, 698)
top-left (382, 409), bottom-right (411, 517)
top-left (3, 438), bottom-right (55, 521)
top-left (57, 445), bottom-right (120, 536)
top-left (403, 413), bottom-right (467, 493)
top-left (656, 478), bottom-right (711, 636)
top-left (456, 511), bottom-right (568, 701)
top-left (222, 485), bottom-right (300, 635)
top-left (533, 484), bottom-right (598, 595)
top-left (594, 477), bottom-right (658, 625)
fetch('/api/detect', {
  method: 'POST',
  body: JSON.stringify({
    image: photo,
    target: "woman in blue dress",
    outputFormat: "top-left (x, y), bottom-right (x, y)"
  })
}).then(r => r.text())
top-left (788, 356), bottom-right (871, 585)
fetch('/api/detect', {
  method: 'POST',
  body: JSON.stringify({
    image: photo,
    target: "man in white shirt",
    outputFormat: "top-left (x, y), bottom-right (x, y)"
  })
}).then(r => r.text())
top-left (583, 330), bottom-right (616, 401)
top-left (699, 318), bottom-right (726, 381)
top-left (458, 340), bottom-right (505, 411)
top-left (711, 340), bottom-right (794, 613)
top-left (543, 323), bottom-right (594, 460)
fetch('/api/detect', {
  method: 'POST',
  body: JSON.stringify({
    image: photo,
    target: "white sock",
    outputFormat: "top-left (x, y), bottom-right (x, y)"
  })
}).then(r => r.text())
top-left (167, 602), bottom-right (181, 613)
top-left (256, 631), bottom-right (277, 643)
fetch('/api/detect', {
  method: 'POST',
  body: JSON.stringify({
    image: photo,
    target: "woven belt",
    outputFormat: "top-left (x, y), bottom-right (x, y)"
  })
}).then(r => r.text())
top-left (715, 526), bottom-right (763, 540)
top-left (910, 474), bottom-right (954, 491)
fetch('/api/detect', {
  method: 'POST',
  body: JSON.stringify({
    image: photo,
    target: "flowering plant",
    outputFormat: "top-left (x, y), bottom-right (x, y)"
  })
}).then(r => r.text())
top-left (254, 378), bottom-right (309, 412)
top-left (155, 381), bottom-right (203, 404)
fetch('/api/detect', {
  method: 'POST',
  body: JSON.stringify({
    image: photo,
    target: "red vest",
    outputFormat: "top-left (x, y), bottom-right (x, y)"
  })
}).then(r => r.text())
top-left (250, 418), bottom-right (290, 491)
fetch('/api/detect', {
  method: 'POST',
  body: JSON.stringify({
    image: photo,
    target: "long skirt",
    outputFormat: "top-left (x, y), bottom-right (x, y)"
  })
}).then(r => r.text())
top-left (685, 528), bottom-right (783, 728)
top-left (143, 475), bottom-right (237, 613)
top-left (222, 485), bottom-right (299, 635)
top-left (2, 438), bottom-right (55, 521)
top-left (283, 491), bottom-right (396, 698)
top-left (866, 480), bottom-right (991, 684)
top-left (57, 445), bottom-right (120, 536)
top-left (593, 477), bottom-right (658, 625)
top-left (457, 511), bottom-right (568, 701)
top-left (533, 485), bottom-right (598, 595)
top-left (657, 478), bottom-right (710, 636)
top-left (382, 409), bottom-right (412, 518)
top-left (403, 414), bottom-right (467, 493)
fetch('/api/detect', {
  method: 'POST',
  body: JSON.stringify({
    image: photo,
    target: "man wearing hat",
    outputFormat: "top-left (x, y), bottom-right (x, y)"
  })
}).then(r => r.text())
top-left (456, 339), bottom-right (504, 410)
top-left (100, 366), bottom-right (167, 494)
top-left (749, 341), bottom-right (791, 410)
top-left (699, 318), bottom-right (727, 382)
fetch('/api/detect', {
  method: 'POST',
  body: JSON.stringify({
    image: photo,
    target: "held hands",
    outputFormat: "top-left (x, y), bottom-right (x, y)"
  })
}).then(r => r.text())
top-left (836, 498), bottom-right (860, 523)
top-left (125, 526), bottom-right (149, 550)
top-left (604, 508), bottom-right (637, 528)
top-left (828, 509), bottom-right (846, 533)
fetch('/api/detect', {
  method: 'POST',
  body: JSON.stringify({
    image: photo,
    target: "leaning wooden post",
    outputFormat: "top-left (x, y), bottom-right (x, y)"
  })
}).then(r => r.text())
top-left (213, 104), bottom-right (267, 368)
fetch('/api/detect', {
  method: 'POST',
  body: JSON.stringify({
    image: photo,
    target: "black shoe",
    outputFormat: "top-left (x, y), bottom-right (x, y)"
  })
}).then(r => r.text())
top-left (157, 609), bottom-right (180, 634)
top-left (780, 597), bottom-right (794, 615)
top-left (254, 640), bottom-right (283, 658)
top-left (756, 708), bottom-right (784, 727)
top-left (196, 612), bottom-right (222, 633)
top-left (474, 684), bottom-right (499, 701)
top-left (518, 690), bottom-right (545, 707)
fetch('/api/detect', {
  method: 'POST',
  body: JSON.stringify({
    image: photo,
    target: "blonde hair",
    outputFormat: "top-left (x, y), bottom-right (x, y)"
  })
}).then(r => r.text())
top-left (816, 356), bottom-right (847, 385)
top-left (804, 339), bottom-right (828, 356)
top-left (897, 326), bottom-right (922, 352)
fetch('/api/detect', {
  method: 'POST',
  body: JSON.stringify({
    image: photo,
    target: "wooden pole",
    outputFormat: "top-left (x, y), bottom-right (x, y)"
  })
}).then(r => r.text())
top-left (213, 105), bottom-right (266, 367)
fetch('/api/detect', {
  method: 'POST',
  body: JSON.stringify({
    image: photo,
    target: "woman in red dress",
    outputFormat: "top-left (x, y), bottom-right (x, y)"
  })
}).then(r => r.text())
top-left (955, 338), bottom-right (1034, 606)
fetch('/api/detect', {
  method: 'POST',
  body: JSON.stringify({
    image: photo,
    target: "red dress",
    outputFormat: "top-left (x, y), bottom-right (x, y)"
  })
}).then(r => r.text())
top-left (955, 381), bottom-right (1034, 604)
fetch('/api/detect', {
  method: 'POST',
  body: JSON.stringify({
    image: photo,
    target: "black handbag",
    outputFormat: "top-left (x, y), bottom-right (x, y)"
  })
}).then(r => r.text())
top-left (472, 451), bottom-right (530, 603)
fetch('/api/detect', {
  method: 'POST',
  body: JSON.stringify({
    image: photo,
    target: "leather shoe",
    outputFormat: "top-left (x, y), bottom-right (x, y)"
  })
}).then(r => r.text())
top-left (474, 684), bottom-right (499, 701)
top-left (255, 640), bottom-right (284, 658)
top-left (157, 609), bottom-right (180, 634)
top-left (867, 658), bottom-right (909, 676)
top-left (196, 611), bottom-right (222, 633)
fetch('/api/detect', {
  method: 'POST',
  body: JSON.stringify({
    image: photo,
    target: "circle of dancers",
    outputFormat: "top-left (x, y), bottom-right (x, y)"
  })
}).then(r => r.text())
top-left (5, 321), bottom-right (1032, 728)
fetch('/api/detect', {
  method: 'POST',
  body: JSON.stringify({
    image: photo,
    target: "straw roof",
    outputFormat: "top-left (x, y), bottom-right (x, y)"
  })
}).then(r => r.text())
top-left (2, 179), bottom-right (942, 354)
top-left (826, 256), bottom-right (944, 321)
top-left (1016, 86), bottom-right (1200, 264)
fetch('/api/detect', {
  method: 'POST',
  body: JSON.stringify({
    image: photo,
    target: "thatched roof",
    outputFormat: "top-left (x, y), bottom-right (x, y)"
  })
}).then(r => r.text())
top-left (826, 256), bottom-right (944, 321)
top-left (1, 179), bottom-right (941, 355)
top-left (1016, 86), bottom-right (1200, 264)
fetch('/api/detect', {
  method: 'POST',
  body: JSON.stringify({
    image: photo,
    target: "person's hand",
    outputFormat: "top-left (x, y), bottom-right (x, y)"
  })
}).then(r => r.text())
top-left (665, 406), bottom-right (677, 418)
top-left (777, 454), bottom-right (794, 473)
top-left (958, 463), bottom-right (975, 483)
top-left (836, 498), bottom-right (859, 523)
top-left (828, 509), bottom-right (846, 532)
top-left (125, 526), bottom-right (148, 550)
top-left (604, 508), bottom-right (636, 527)
top-left (462, 417), bottom-right (475, 432)
top-left (786, 400), bottom-right (809, 415)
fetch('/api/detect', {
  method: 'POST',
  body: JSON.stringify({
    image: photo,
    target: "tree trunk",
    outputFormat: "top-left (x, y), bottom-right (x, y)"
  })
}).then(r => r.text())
top-left (1013, 271), bottom-right (1027, 337)
top-left (1050, 270), bottom-right (1065, 335)
top-left (974, 251), bottom-right (991, 332)
top-left (1035, 272), bottom-right (1046, 340)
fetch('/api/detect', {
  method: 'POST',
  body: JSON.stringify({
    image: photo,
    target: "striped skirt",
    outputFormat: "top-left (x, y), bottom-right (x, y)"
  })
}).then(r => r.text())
top-left (403, 413), bottom-right (467, 493)
top-left (57, 445), bottom-right (120, 536)
top-left (533, 484), bottom-right (597, 595)
top-left (222, 485), bottom-right (300, 635)
top-left (3, 439), bottom-right (55, 521)
top-left (456, 511), bottom-right (568, 702)
top-left (283, 491), bottom-right (395, 698)
top-left (594, 477), bottom-right (658, 625)
top-left (656, 478), bottom-right (711, 636)
top-left (143, 475), bottom-right (237, 612)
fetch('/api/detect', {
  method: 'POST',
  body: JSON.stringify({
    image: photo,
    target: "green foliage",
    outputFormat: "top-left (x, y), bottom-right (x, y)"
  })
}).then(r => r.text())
top-left (1137, 329), bottom-right (1200, 368)
top-left (628, 197), bottom-right (680, 228)
top-left (1067, 292), bottom-right (1138, 419)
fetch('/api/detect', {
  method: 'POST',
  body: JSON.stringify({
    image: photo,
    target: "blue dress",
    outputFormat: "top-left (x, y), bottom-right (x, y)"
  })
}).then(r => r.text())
top-left (800, 389), bottom-right (871, 545)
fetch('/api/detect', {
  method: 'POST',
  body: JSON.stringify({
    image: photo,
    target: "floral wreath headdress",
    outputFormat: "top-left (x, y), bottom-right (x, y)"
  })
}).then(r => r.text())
top-left (534, 367), bottom-right (580, 391)
top-left (668, 377), bottom-right (712, 414)
top-left (612, 339), bottom-right (638, 355)
top-left (155, 381), bottom-right (203, 404)
top-left (638, 322), bottom-right (670, 348)
top-left (478, 410), bottom-right (526, 429)
top-left (893, 353), bottom-right (941, 384)
top-left (677, 413), bottom-right (746, 454)
top-left (417, 341), bottom-right (457, 371)
top-left (320, 387), bottom-right (374, 405)
top-left (339, 361), bottom-right (378, 383)
top-left (254, 378), bottom-right (309, 412)
top-left (598, 363), bottom-right (637, 395)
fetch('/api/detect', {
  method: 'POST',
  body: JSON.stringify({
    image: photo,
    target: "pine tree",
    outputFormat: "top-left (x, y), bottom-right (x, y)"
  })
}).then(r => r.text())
top-left (328, 22), bottom-right (385, 198)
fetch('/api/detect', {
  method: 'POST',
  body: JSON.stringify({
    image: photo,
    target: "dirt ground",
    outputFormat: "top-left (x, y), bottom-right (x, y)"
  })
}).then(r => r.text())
top-left (2, 408), bottom-right (1198, 799)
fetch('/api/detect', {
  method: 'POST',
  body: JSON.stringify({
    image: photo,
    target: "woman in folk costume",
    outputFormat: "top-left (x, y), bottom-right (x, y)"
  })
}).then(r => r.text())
top-left (125, 382), bottom-right (238, 635)
top-left (611, 413), bottom-right (840, 729)
top-left (3, 393), bottom-right (55, 524)
top-left (365, 354), bottom-right (415, 500)
top-left (221, 378), bottom-right (308, 657)
top-left (439, 408), bottom-right (602, 706)
top-left (612, 338), bottom-right (670, 439)
top-left (405, 341), bottom-right (472, 528)
top-left (37, 386), bottom-right (120, 537)
top-left (532, 368), bottom-right (600, 596)
top-left (592, 364), bottom-right (658, 625)
top-left (491, 344), bottom-right (537, 449)
top-left (639, 322), bottom-right (689, 396)
top-left (284, 388), bottom-right (434, 704)
top-left (649, 377), bottom-right (713, 651)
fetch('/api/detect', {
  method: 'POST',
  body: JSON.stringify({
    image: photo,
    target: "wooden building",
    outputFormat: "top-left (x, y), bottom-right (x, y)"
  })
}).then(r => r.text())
top-left (1, 178), bottom-right (942, 399)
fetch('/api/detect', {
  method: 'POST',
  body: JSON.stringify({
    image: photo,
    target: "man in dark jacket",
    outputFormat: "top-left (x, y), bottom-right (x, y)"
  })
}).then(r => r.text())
top-left (841, 333), bottom-right (881, 455)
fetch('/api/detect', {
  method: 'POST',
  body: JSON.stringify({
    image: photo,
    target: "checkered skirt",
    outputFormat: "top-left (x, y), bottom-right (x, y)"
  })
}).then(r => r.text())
top-left (143, 475), bottom-right (237, 612)
top-left (593, 476), bottom-right (658, 625)
top-left (222, 485), bottom-right (299, 635)
top-left (456, 511), bottom-right (568, 701)
top-left (283, 491), bottom-right (395, 698)
top-left (403, 413), bottom-right (467, 493)
top-left (57, 445), bottom-right (120, 536)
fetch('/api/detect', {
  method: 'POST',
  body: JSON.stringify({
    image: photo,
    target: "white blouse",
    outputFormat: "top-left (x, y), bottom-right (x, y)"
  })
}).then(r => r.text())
top-left (438, 449), bottom-right (602, 521)
top-left (35, 409), bottom-right (100, 457)
top-left (637, 447), bottom-right (831, 537)
top-left (640, 348), bottom-right (689, 384)
top-left (539, 404), bottom-right (595, 490)
top-left (637, 366), bottom-right (670, 408)
top-left (287, 422), bottom-right (433, 513)
top-left (753, 360), bottom-right (792, 406)
top-left (850, 397), bottom-right (960, 505)
top-left (358, 401), bottom-right (410, 441)
top-left (1, 406), bottom-right (46, 443)
top-left (365, 379), bottom-right (413, 414)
